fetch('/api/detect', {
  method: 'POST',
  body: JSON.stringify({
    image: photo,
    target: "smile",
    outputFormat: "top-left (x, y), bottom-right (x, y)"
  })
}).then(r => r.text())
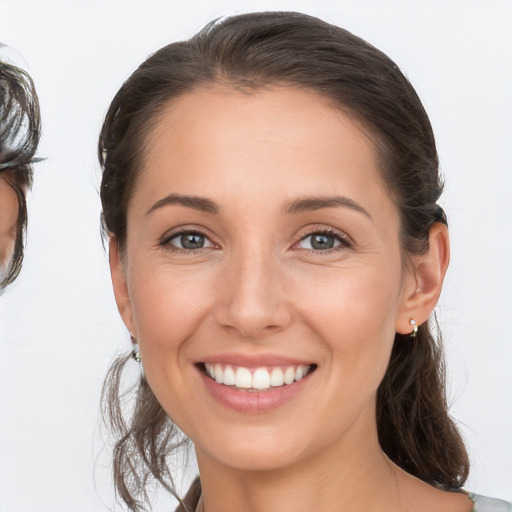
top-left (203, 363), bottom-right (315, 391)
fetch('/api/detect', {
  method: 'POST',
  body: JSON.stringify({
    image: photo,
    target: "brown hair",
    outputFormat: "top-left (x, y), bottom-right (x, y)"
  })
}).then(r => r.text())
top-left (99, 12), bottom-right (468, 511)
top-left (0, 56), bottom-right (40, 288)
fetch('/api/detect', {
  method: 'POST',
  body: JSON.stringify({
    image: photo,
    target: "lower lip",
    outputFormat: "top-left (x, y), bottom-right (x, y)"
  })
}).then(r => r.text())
top-left (198, 368), bottom-right (313, 413)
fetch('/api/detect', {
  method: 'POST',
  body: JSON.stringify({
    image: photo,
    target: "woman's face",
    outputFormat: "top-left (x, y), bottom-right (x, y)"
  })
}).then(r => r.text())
top-left (0, 174), bottom-right (18, 283)
top-left (112, 86), bottom-right (419, 472)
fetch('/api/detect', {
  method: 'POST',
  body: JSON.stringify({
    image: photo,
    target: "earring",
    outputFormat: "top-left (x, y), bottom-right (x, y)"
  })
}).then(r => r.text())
top-left (130, 333), bottom-right (141, 363)
top-left (409, 319), bottom-right (418, 338)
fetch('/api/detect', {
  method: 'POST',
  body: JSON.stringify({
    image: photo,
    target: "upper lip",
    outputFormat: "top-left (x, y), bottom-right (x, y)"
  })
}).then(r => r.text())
top-left (198, 353), bottom-right (315, 368)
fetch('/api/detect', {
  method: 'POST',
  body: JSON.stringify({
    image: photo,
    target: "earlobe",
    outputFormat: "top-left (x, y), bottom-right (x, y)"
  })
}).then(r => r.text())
top-left (396, 223), bottom-right (450, 335)
top-left (109, 237), bottom-right (135, 335)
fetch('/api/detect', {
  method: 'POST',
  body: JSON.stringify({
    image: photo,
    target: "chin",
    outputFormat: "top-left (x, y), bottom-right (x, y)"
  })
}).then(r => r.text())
top-left (212, 445), bottom-right (304, 473)
top-left (193, 422), bottom-right (324, 473)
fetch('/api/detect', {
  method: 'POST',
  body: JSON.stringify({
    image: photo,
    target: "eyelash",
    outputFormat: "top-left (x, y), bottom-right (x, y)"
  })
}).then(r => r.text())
top-left (294, 227), bottom-right (352, 254)
top-left (160, 226), bottom-right (352, 254)
top-left (160, 228), bottom-right (216, 253)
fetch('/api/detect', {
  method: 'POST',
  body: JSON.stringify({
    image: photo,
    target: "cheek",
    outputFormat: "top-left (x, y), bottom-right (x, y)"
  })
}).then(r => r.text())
top-left (0, 189), bottom-right (18, 270)
top-left (297, 262), bottom-right (403, 384)
top-left (299, 261), bottom-right (402, 334)
top-left (127, 257), bottom-right (215, 393)
top-left (130, 253), bottom-right (211, 330)
top-left (0, 237), bottom-right (15, 274)
top-left (281, 270), bottom-right (401, 453)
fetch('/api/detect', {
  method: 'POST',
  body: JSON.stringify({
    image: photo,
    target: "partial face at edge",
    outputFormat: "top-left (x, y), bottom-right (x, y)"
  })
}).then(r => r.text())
top-left (110, 86), bottom-right (422, 472)
top-left (0, 174), bottom-right (18, 285)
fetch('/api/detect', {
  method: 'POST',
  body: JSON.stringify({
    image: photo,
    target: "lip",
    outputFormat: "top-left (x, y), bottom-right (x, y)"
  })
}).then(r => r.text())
top-left (199, 353), bottom-right (314, 368)
top-left (195, 353), bottom-right (316, 413)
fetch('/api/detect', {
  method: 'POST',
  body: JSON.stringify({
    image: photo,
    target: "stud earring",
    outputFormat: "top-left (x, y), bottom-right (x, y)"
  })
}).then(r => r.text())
top-left (130, 333), bottom-right (141, 363)
top-left (409, 319), bottom-right (418, 338)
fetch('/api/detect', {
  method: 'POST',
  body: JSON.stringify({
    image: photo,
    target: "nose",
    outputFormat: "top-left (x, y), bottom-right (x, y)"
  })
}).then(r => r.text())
top-left (214, 246), bottom-right (292, 339)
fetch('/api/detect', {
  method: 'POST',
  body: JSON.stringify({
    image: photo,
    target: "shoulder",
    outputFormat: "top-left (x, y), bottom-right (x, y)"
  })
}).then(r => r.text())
top-left (466, 492), bottom-right (512, 512)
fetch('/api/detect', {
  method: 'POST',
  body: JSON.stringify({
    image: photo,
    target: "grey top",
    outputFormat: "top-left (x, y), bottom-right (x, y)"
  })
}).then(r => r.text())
top-left (468, 492), bottom-right (512, 512)
top-left (175, 480), bottom-right (512, 512)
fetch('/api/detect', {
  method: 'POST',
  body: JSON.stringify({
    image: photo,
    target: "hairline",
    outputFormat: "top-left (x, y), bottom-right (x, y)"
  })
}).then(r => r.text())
top-left (114, 79), bottom-right (403, 252)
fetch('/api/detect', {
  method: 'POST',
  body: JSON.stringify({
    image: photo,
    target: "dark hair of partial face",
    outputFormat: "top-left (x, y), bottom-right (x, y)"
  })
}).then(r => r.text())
top-left (0, 58), bottom-right (40, 288)
top-left (99, 12), bottom-right (468, 511)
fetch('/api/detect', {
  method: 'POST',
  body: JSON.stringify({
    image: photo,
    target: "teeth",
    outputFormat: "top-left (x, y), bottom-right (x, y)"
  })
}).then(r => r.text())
top-left (270, 367), bottom-right (284, 387)
top-left (252, 368), bottom-right (271, 390)
top-left (235, 367), bottom-right (252, 388)
top-left (204, 363), bottom-right (312, 390)
top-left (214, 364), bottom-right (224, 384)
top-left (223, 365), bottom-right (235, 385)
top-left (284, 367), bottom-right (295, 385)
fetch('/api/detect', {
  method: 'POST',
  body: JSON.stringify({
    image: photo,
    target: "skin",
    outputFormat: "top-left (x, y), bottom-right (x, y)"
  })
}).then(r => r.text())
top-left (0, 173), bottom-right (18, 280)
top-left (111, 86), bottom-right (471, 512)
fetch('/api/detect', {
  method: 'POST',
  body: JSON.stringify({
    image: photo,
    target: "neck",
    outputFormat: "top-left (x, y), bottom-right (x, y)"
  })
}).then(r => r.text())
top-left (195, 421), bottom-right (402, 512)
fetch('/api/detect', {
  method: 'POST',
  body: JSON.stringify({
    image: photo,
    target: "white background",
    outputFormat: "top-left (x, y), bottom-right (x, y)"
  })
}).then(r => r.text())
top-left (0, 0), bottom-right (511, 510)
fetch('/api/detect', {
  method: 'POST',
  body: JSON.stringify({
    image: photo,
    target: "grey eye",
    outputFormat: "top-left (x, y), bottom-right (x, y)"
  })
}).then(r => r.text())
top-left (311, 234), bottom-right (335, 250)
top-left (169, 232), bottom-right (213, 250)
top-left (298, 233), bottom-right (343, 251)
top-left (182, 234), bottom-right (204, 249)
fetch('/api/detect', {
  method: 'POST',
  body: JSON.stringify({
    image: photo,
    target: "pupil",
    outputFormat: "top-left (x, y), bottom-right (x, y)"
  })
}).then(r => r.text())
top-left (181, 234), bottom-right (204, 249)
top-left (311, 234), bottom-right (334, 250)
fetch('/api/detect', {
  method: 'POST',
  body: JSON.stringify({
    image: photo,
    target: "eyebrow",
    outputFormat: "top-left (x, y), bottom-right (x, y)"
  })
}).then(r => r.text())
top-left (147, 193), bottom-right (220, 215)
top-left (146, 193), bottom-right (370, 218)
top-left (283, 196), bottom-right (371, 218)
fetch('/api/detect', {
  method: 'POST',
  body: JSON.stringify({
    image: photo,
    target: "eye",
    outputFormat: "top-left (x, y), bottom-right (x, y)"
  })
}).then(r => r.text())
top-left (296, 230), bottom-right (350, 251)
top-left (165, 231), bottom-right (215, 251)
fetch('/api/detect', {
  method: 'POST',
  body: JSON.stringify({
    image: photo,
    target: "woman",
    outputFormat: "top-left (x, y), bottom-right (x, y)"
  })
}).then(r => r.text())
top-left (0, 53), bottom-right (40, 292)
top-left (99, 12), bottom-right (511, 512)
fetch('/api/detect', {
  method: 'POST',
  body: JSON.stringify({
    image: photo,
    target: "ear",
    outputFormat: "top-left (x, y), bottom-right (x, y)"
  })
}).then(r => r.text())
top-left (109, 237), bottom-right (136, 336)
top-left (396, 223), bottom-right (450, 335)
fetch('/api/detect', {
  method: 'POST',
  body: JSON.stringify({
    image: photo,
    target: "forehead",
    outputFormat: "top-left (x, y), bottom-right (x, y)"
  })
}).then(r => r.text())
top-left (132, 85), bottom-right (393, 218)
top-left (146, 85), bottom-right (375, 159)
